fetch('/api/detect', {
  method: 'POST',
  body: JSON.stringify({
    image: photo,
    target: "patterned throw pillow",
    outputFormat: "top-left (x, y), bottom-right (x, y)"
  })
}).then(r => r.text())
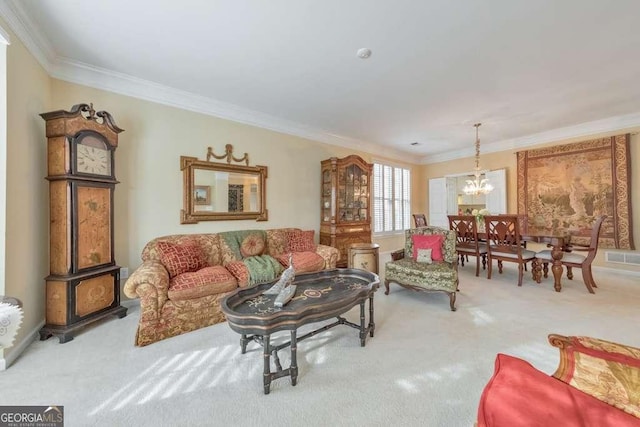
top-left (157, 240), bottom-right (207, 278)
top-left (276, 252), bottom-right (325, 273)
top-left (554, 336), bottom-right (640, 418)
top-left (286, 230), bottom-right (316, 252)
top-left (416, 248), bottom-right (433, 264)
top-left (225, 261), bottom-right (250, 287)
top-left (240, 233), bottom-right (266, 258)
top-left (411, 234), bottom-right (444, 261)
top-left (168, 266), bottom-right (237, 300)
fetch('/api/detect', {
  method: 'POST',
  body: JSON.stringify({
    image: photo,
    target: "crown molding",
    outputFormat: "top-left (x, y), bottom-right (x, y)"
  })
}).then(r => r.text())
top-left (0, 1), bottom-right (415, 164)
top-left (421, 112), bottom-right (640, 164)
top-left (3, 1), bottom-right (639, 167)
top-left (0, 23), bottom-right (9, 45)
top-left (50, 56), bottom-right (416, 163)
top-left (0, 0), bottom-right (55, 68)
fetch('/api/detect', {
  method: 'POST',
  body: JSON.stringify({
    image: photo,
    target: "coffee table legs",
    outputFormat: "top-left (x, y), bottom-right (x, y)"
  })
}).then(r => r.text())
top-left (359, 301), bottom-right (366, 346)
top-left (261, 331), bottom-right (298, 394)
top-left (240, 334), bottom-right (249, 354)
top-left (358, 296), bottom-right (376, 346)
top-left (263, 335), bottom-right (271, 394)
top-left (369, 295), bottom-right (375, 338)
top-left (245, 295), bottom-right (377, 393)
top-left (290, 330), bottom-right (298, 386)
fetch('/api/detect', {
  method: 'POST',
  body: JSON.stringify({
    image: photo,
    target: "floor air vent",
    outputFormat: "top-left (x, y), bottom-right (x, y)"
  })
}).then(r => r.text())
top-left (605, 251), bottom-right (640, 266)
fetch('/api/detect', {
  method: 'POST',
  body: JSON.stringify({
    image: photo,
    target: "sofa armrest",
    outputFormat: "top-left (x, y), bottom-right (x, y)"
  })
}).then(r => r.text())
top-left (316, 244), bottom-right (339, 269)
top-left (390, 249), bottom-right (405, 261)
top-left (548, 333), bottom-right (640, 418)
top-left (477, 353), bottom-right (640, 427)
top-left (123, 260), bottom-right (170, 319)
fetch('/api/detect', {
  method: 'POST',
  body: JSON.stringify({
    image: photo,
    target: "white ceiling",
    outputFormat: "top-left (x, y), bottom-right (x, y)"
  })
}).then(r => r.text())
top-left (2, 0), bottom-right (640, 163)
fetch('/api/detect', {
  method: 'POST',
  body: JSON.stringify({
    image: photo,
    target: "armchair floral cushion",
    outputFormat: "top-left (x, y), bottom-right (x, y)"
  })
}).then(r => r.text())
top-left (384, 226), bottom-right (459, 311)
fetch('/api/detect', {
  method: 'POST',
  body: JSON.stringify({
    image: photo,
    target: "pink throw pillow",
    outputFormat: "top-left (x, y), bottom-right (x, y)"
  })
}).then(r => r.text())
top-left (286, 230), bottom-right (317, 252)
top-left (412, 234), bottom-right (444, 261)
top-left (157, 240), bottom-right (207, 278)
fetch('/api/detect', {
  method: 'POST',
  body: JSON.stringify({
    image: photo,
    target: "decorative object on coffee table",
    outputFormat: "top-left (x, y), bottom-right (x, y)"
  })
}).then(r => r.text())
top-left (222, 269), bottom-right (379, 394)
top-left (264, 253), bottom-right (297, 307)
top-left (320, 155), bottom-right (373, 267)
top-left (39, 104), bottom-right (127, 343)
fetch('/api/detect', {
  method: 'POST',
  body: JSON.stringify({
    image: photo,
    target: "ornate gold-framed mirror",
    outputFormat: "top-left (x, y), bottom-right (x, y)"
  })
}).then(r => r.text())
top-left (180, 145), bottom-right (268, 223)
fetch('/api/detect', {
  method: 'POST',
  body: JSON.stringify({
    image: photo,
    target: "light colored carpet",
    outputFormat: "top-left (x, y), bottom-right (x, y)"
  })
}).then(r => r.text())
top-left (2, 265), bottom-right (639, 427)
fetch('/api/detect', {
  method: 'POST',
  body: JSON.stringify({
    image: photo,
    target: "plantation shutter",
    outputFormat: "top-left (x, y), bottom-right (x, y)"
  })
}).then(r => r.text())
top-left (373, 163), bottom-right (411, 233)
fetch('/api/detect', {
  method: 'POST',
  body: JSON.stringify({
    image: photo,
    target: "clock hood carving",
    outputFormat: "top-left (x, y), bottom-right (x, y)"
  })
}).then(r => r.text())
top-left (40, 103), bottom-right (123, 148)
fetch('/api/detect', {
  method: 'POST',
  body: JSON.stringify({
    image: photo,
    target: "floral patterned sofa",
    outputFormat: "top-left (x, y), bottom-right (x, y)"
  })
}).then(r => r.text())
top-left (124, 228), bottom-right (339, 346)
top-left (477, 334), bottom-right (640, 426)
top-left (384, 226), bottom-right (459, 311)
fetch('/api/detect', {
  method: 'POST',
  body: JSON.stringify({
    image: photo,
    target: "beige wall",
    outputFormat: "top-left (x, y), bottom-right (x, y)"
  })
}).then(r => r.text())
top-left (3, 18), bottom-right (51, 364)
top-left (2, 19), bottom-right (416, 365)
top-left (3, 16), bottom-right (639, 368)
top-left (49, 81), bottom-right (417, 268)
top-left (420, 131), bottom-right (640, 272)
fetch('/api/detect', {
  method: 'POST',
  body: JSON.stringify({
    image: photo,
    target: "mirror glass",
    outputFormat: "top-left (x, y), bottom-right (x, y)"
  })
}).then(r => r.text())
top-left (181, 156), bottom-right (267, 223)
top-left (456, 174), bottom-right (487, 213)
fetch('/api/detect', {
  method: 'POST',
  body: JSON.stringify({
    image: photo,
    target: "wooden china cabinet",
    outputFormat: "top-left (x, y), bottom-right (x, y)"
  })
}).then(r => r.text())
top-left (320, 155), bottom-right (373, 267)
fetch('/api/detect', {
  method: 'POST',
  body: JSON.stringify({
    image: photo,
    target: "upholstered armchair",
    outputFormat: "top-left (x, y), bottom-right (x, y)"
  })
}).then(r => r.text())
top-left (384, 226), bottom-right (459, 311)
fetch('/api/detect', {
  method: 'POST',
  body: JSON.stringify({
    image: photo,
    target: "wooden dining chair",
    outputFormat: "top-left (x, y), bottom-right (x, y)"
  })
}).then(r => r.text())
top-left (448, 215), bottom-right (487, 277)
top-left (484, 215), bottom-right (537, 286)
top-left (535, 215), bottom-right (607, 294)
top-left (413, 214), bottom-right (427, 228)
top-left (499, 213), bottom-right (529, 270)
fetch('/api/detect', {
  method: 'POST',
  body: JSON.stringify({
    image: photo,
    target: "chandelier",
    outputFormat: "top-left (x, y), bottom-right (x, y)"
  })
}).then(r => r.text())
top-left (462, 123), bottom-right (494, 196)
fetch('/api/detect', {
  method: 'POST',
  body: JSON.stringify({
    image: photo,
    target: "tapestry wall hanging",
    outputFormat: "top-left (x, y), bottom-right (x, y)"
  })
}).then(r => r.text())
top-left (517, 134), bottom-right (633, 249)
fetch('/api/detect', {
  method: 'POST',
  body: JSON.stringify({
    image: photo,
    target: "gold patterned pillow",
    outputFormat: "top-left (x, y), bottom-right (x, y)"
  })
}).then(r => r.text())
top-left (555, 336), bottom-right (640, 419)
top-left (240, 233), bottom-right (266, 258)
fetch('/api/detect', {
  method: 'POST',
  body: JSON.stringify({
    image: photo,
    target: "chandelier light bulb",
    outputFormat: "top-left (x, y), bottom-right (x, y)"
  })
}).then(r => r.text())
top-left (463, 123), bottom-right (493, 196)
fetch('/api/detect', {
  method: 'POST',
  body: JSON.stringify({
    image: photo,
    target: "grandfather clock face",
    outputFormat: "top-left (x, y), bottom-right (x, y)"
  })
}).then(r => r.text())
top-left (74, 132), bottom-right (112, 176)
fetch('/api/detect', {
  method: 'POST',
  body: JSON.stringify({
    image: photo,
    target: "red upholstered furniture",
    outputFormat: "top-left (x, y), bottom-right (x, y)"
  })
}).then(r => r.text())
top-left (124, 228), bottom-right (339, 346)
top-left (477, 334), bottom-right (640, 426)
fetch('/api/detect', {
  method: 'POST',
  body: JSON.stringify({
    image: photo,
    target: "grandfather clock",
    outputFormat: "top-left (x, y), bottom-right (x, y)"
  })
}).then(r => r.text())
top-left (39, 103), bottom-right (127, 343)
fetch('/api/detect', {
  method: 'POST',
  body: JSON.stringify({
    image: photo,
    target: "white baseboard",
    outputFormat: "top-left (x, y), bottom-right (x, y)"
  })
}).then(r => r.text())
top-left (121, 299), bottom-right (140, 309)
top-left (0, 320), bottom-right (45, 371)
top-left (593, 265), bottom-right (640, 278)
top-left (1, 300), bottom-right (139, 371)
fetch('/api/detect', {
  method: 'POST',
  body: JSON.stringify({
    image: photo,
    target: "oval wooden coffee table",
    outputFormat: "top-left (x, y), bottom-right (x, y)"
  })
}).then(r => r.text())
top-left (221, 268), bottom-right (380, 394)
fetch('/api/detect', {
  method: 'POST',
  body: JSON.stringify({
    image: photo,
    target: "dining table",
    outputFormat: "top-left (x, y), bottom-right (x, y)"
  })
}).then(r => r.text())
top-left (478, 230), bottom-right (571, 292)
top-left (521, 232), bottom-right (570, 292)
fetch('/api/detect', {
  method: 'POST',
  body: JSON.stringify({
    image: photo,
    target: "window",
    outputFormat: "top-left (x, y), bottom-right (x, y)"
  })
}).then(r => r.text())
top-left (373, 163), bottom-right (410, 233)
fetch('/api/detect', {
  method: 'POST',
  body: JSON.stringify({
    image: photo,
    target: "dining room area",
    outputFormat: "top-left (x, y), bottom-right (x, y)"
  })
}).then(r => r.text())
top-left (432, 134), bottom-right (635, 294)
top-left (447, 213), bottom-right (608, 293)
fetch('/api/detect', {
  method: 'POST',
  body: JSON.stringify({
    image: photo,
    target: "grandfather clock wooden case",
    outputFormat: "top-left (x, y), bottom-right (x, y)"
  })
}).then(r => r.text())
top-left (320, 155), bottom-right (373, 267)
top-left (40, 104), bottom-right (127, 343)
